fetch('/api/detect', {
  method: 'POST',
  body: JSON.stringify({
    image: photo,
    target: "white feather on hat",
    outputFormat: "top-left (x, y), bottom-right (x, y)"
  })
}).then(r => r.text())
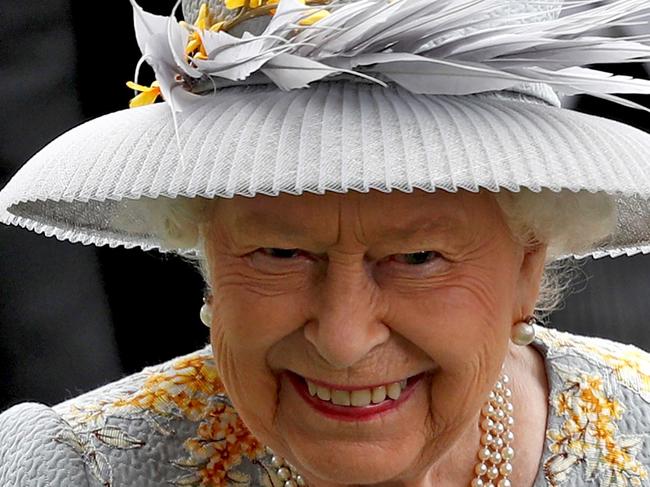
top-left (133, 0), bottom-right (650, 110)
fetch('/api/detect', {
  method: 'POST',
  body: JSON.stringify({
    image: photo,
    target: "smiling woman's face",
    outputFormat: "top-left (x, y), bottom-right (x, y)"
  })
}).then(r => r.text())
top-left (202, 189), bottom-right (546, 485)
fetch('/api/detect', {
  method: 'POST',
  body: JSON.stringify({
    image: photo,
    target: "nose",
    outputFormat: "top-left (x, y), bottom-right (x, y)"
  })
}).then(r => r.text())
top-left (303, 257), bottom-right (390, 369)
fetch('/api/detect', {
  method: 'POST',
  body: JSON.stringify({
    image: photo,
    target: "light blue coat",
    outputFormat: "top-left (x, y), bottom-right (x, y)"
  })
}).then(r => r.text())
top-left (2, 326), bottom-right (649, 486)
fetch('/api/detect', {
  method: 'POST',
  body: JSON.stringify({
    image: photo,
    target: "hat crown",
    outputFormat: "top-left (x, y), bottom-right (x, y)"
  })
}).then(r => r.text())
top-left (179, 0), bottom-right (564, 106)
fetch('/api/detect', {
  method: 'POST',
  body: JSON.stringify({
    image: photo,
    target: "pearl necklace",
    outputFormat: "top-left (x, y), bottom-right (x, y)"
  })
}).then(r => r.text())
top-left (472, 373), bottom-right (514, 487)
top-left (265, 449), bottom-right (305, 487)
top-left (265, 373), bottom-right (514, 487)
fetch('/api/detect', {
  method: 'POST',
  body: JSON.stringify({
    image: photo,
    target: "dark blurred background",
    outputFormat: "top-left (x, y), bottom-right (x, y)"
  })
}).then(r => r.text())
top-left (1, 0), bottom-right (649, 411)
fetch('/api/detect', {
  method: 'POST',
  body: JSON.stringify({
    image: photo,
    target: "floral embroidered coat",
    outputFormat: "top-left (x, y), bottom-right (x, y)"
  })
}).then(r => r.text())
top-left (1, 325), bottom-right (649, 487)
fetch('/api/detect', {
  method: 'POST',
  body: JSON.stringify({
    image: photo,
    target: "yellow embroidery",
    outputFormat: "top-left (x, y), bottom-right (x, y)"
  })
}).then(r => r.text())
top-left (536, 326), bottom-right (650, 401)
top-left (184, 401), bottom-right (265, 485)
top-left (57, 350), bottom-right (270, 487)
top-left (537, 326), bottom-right (650, 487)
top-left (545, 370), bottom-right (647, 486)
top-left (584, 348), bottom-right (650, 402)
top-left (112, 355), bottom-right (224, 421)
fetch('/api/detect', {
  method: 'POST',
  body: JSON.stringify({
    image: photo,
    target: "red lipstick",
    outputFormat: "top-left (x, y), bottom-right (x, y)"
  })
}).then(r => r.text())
top-left (286, 371), bottom-right (424, 422)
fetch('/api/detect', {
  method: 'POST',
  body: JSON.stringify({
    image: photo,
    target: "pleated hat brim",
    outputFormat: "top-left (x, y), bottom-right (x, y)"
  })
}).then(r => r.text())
top-left (2, 81), bottom-right (650, 259)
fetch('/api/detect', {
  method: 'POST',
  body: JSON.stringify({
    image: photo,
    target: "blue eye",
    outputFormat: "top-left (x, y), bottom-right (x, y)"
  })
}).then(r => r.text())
top-left (394, 251), bottom-right (439, 265)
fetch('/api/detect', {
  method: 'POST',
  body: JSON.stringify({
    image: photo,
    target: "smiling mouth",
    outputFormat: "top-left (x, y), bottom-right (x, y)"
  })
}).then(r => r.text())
top-left (286, 371), bottom-right (426, 421)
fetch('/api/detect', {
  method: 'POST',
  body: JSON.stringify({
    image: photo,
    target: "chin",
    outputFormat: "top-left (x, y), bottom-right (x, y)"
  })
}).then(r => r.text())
top-left (287, 436), bottom-right (423, 485)
top-left (266, 368), bottom-right (438, 484)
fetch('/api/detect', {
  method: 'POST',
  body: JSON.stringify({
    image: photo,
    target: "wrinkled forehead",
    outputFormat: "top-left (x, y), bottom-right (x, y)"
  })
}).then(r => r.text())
top-left (208, 189), bottom-right (504, 244)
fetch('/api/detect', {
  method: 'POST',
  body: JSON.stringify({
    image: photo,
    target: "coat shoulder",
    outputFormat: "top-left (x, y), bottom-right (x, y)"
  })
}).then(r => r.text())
top-left (56, 345), bottom-right (279, 487)
top-left (0, 401), bottom-right (90, 486)
top-left (3, 346), bottom-right (279, 487)
top-left (534, 326), bottom-right (650, 487)
top-left (536, 325), bottom-right (650, 403)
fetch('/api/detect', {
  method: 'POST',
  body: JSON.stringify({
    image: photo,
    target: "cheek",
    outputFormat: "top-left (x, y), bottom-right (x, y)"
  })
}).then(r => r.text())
top-left (382, 263), bottom-right (516, 434)
top-left (386, 266), bottom-right (514, 366)
top-left (210, 253), bottom-right (309, 345)
top-left (209, 263), bottom-right (310, 444)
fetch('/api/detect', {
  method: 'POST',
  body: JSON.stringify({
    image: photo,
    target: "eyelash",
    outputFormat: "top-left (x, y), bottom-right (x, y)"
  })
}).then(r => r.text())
top-left (259, 248), bottom-right (307, 259)
top-left (391, 251), bottom-right (441, 266)
top-left (256, 248), bottom-right (441, 266)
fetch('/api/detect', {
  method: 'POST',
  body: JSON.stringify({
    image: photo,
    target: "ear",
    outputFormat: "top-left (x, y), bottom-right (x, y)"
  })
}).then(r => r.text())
top-left (514, 243), bottom-right (548, 320)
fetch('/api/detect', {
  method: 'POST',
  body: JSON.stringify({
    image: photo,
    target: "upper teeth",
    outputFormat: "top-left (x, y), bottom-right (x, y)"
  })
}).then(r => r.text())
top-left (306, 378), bottom-right (408, 407)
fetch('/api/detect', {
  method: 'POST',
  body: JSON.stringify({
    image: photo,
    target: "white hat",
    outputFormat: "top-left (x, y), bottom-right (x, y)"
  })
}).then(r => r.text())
top-left (2, 0), bottom-right (650, 259)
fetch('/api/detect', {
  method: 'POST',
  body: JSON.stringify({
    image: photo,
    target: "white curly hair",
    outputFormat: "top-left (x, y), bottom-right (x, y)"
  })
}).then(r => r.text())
top-left (150, 189), bottom-right (618, 320)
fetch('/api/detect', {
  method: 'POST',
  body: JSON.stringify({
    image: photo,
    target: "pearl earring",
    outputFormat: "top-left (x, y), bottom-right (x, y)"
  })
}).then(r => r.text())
top-left (200, 298), bottom-right (212, 328)
top-left (511, 315), bottom-right (538, 346)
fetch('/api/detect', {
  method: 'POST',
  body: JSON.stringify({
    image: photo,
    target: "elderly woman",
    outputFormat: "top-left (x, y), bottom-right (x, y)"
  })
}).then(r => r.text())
top-left (2, 0), bottom-right (650, 486)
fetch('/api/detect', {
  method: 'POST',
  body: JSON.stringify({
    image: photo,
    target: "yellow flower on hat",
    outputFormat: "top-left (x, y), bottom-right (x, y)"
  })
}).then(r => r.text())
top-left (298, 8), bottom-right (330, 25)
top-left (185, 32), bottom-right (209, 60)
top-left (125, 80), bottom-right (161, 108)
top-left (224, 0), bottom-right (330, 24)
top-left (225, 0), bottom-right (244, 8)
top-left (209, 21), bottom-right (226, 32)
top-left (225, 0), bottom-right (269, 9)
top-left (185, 3), bottom-right (212, 61)
top-left (266, 0), bottom-right (279, 15)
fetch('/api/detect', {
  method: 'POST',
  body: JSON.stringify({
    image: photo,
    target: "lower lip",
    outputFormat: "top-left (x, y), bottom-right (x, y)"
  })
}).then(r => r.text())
top-left (287, 372), bottom-right (424, 422)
